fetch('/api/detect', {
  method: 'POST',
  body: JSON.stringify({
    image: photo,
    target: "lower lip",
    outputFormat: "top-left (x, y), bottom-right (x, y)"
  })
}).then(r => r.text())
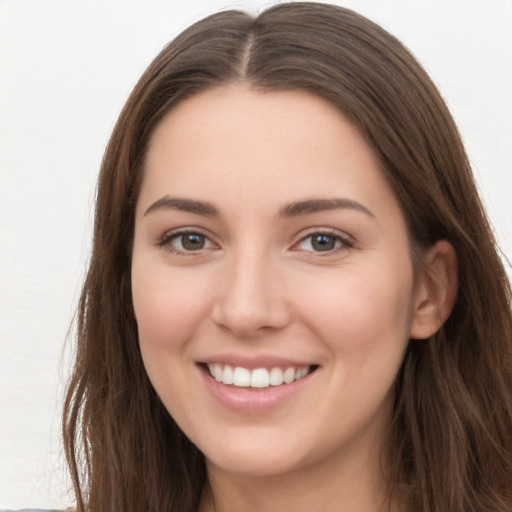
top-left (199, 365), bottom-right (316, 414)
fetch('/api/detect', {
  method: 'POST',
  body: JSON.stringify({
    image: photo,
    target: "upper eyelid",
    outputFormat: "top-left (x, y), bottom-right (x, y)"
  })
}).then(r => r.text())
top-left (157, 229), bottom-right (218, 256)
top-left (156, 228), bottom-right (218, 252)
top-left (295, 227), bottom-right (354, 243)
top-left (156, 226), bottom-right (354, 248)
top-left (291, 229), bottom-right (355, 253)
top-left (159, 226), bottom-right (214, 242)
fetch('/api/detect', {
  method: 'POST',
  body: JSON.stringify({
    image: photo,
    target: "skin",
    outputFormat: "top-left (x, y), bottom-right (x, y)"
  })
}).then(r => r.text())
top-left (131, 85), bottom-right (456, 512)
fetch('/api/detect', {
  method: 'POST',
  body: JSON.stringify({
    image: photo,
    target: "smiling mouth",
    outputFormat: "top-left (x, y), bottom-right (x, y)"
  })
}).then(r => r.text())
top-left (204, 363), bottom-right (317, 389)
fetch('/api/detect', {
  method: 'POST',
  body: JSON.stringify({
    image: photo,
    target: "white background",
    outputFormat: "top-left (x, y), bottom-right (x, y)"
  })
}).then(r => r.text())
top-left (0, 0), bottom-right (511, 509)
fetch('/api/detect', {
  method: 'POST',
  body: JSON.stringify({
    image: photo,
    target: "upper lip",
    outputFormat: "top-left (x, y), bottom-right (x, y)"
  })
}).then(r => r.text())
top-left (198, 354), bottom-right (317, 370)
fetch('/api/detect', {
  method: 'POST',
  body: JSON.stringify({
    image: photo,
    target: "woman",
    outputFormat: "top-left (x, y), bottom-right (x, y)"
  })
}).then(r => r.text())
top-left (63, 3), bottom-right (512, 511)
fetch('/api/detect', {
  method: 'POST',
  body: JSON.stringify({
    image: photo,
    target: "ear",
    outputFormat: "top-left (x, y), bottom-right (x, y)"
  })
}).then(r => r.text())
top-left (409, 240), bottom-right (458, 340)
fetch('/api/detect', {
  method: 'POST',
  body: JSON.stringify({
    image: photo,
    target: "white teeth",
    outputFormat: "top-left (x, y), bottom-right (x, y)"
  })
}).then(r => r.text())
top-left (222, 364), bottom-right (234, 385)
top-left (213, 363), bottom-right (223, 382)
top-left (207, 364), bottom-right (311, 388)
top-left (233, 367), bottom-right (251, 387)
top-left (269, 367), bottom-right (284, 386)
top-left (283, 367), bottom-right (295, 384)
top-left (251, 368), bottom-right (270, 388)
top-left (295, 366), bottom-right (308, 380)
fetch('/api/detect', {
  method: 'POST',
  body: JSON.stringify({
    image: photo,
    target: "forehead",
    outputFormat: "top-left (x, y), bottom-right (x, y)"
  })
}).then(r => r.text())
top-left (144, 86), bottom-right (353, 171)
top-left (138, 85), bottom-right (399, 223)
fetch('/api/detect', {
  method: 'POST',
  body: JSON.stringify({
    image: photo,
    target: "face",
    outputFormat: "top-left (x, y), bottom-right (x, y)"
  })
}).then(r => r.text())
top-left (131, 86), bottom-right (424, 479)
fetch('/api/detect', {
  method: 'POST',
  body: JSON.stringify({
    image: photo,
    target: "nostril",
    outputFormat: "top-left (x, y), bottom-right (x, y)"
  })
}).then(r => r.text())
top-left (210, 295), bottom-right (291, 337)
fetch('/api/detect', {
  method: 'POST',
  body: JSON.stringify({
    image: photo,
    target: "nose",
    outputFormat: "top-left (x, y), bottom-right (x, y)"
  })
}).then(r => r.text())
top-left (210, 249), bottom-right (291, 338)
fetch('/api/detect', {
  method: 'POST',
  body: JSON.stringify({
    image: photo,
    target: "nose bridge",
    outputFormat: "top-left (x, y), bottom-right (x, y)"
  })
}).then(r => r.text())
top-left (211, 240), bottom-right (289, 336)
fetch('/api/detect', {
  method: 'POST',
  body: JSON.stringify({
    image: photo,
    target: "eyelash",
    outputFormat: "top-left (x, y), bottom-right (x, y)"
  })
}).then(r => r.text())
top-left (158, 229), bottom-right (216, 255)
top-left (294, 229), bottom-right (354, 255)
top-left (157, 228), bottom-right (354, 256)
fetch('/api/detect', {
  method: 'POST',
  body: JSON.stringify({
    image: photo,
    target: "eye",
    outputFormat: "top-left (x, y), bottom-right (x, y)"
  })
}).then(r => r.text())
top-left (295, 231), bottom-right (353, 253)
top-left (160, 230), bottom-right (215, 253)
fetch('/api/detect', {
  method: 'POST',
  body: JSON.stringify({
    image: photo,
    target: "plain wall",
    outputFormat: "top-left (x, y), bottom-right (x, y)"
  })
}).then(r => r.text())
top-left (1, 0), bottom-right (511, 508)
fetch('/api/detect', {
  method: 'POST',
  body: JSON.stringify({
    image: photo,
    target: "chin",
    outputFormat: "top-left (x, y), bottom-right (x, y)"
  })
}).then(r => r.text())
top-left (199, 429), bottom-right (312, 478)
top-left (205, 451), bottom-right (305, 478)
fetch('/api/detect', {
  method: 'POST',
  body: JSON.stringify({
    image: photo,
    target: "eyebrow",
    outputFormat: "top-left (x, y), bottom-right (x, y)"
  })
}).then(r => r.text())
top-left (144, 196), bottom-right (220, 217)
top-left (278, 198), bottom-right (375, 219)
top-left (143, 195), bottom-right (374, 219)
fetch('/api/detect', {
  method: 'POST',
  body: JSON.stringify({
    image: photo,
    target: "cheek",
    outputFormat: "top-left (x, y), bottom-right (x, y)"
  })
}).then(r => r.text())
top-left (134, 289), bottom-right (196, 349)
top-left (296, 260), bottom-right (415, 353)
top-left (131, 264), bottom-right (212, 411)
top-left (132, 263), bottom-right (209, 343)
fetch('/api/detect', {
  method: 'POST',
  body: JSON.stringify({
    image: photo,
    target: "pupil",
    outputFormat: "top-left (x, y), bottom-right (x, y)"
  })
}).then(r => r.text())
top-left (312, 234), bottom-right (335, 251)
top-left (182, 234), bottom-right (205, 250)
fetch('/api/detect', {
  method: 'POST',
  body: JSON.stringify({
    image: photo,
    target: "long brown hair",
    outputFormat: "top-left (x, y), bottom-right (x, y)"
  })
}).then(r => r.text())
top-left (63, 3), bottom-right (512, 511)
